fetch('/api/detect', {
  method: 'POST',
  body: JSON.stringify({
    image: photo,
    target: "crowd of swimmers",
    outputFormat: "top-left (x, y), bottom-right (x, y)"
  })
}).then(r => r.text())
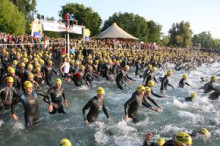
top-left (0, 35), bottom-right (220, 146)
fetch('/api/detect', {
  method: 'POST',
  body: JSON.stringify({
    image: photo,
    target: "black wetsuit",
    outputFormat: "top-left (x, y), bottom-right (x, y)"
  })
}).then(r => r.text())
top-left (201, 81), bottom-right (216, 93)
top-left (160, 75), bottom-right (174, 92)
top-left (135, 63), bottom-right (142, 76)
top-left (11, 91), bottom-right (40, 127)
top-left (143, 72), bottom-right (158, 86)
top-left (116, 70), bottom-right (135, 90)
top-left (179, 78), bottom-right (190, 88)
top-left (124, 91), bottom-right (152, 121)
top-left (83, 70), bottom-right (98, 86)
top-left (144, 96), bottom-right (160, 108)
top-left (151, 89), bottom-right (163, 98)
top-left (2, 75), bottom-right (21, 90)
top-left (185, 97), bottom-right (193, 102)
top-left (44, 67), bottom-right (58, 86)
top-left (101, 64), bottom-right (112, 81)
top-left (208, 91), bottom-right (220, 100)
top-left (0, 86), bottom-right (18, 110)
top-left (82, 96), bottom-right (109, 122)
top-left (163, 140), bottom-right (176, 146)
top-left (47, 86), bottom-right (66, 114)
top-left (143, 141), bottom-right (157, 146)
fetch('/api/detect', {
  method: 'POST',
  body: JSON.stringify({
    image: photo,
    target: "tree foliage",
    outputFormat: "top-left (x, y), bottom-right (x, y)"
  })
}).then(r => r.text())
top-left (0, 0), bottom-right (25, 35)
top-left (192, 32), bottom-right (220, 49)
top-left (168, 21), bottom-right (193, 48)
top-left (60, 3), bottom-right (102, 36)
top-left (102, 12), bottom-right (162, 43)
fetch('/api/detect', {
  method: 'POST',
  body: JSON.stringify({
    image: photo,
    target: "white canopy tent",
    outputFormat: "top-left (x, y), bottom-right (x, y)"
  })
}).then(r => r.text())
top-left (95, 23), bottom-right (138, 40)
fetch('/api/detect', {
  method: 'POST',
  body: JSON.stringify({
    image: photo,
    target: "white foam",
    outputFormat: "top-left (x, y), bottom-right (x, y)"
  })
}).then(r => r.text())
top-left (178, 111), bottom-right (204, 124)
top-left (13, 122), bottom-right (25, 130)
top-left (0, 120), bottom-right (4, 127)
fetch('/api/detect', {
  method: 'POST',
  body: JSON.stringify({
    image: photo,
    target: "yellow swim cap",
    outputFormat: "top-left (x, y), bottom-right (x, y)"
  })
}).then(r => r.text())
top-left (124, 65), bottom-right (130, 70)
top-left (28, 73), bottom-right (34, 78)
top-left (175, 132), bottom-right (192, 145)
top-left (148, 64), bottom-right (152, 69)
top-left (80, 65), bottom-right (85, 70)
top-left (152, 67), bottom-right (157, 72)
top-left (155, 138), bottom-right (165, 146)
top-left (60, 138), bottom-right (72, 146)
top-left (183, 74), bottom-right (188, 79)
top-left (167, 70), bottom-right (173, 75)
top-left (97, 87), bottom-right (105, 95)
top-left (145, 86), bottom-right (151, 92)
top-left (20, 62), bottom-right (25, 67)
top-left (48, 60), bottom-right (52, 65)
top-left (13, 60), bottom-right (18, 65)
top-left (24, 81), bottom-right (33, 89)
top-left (147, 80), bottom-right (155, 87)
top-left (137, 85), bottom-right (145, 92)
top-left (9, 67), bottom-right (15, 73)
top-left (191, 92), bottom-right (197, 98)
top-left (56, 78), bottom-right (62, 84)
top-left (199, 128), bottom-right (210, 137)
top-left (36, 67), bottom-right (41, 71)
top-left (7, 76), bottom-right (14, 83)
top-left (211, 75), bottom-right (217, 81)
top-left (28, 64), bottom-right (33, 69)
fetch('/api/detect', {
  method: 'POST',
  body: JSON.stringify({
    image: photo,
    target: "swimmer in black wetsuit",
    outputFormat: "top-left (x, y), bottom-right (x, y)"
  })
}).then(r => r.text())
top-left (116, 65), bottom-right (135, 90)
top-left (0, 77), bottom-right (18, 112)
top-left (47, 78), bottom-right (68, 114)
top-left (144, 87), bottom-right (162, 110)
top-left (200, 75), bottom-right (217, 93)
top-left (143, 67), bottom-right (158, 86)
top-left (179, 74), bottom-right (191, 88)
top-left (160, 70), bottom-right (174, 93)
top-left (147, 80), bottom-right (165, 98)
top-left (208, 87), bottom-right (220, 100)
top-left (82, 87), bottom-right (109, 126)
top-left (163, 132), bottom-right (192, 146)
top-left (11, 81), bottom-right (50, 127)
top-left (124, 85), bottom-right (159, 122)
top-left (44, 60), bottom-right (59, 86)
top-left (83, 65), bottom-right (98, 86)
top-left (185, 92), bottom-right (197, 102)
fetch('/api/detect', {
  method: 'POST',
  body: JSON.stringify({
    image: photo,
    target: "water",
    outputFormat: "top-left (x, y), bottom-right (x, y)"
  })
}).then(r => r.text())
top-left (0, 63), bottom-right (220, 146)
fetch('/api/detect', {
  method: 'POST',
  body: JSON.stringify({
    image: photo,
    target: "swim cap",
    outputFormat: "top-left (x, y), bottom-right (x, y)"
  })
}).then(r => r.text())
top-left (191, 92), bottom-right (197, 98)
top-left (60, 138), bottom-right (72, 146)
top-left (80, 65), bottom-right (85, 70)
top-left (155, 138), bottom-right (165, 146)
top-left (183, 74), bottom-right (188, 79)
top-left (211, 75), bottom-right (217, 81)
top-left (97, 87), bottom-right (105, 95)
top-left (145, 86), bottom-right (151, 92)
top-left (20, 62), bottom-right (25, 67)
top-left (7, 77), bottom-right (14, 83)
top-left (175, 132), bottom-right (192, 145)
top-left (48, 60), bottom-right (52, 65)
top-left (147, 80), bottom-right (155, 87)
top-left (148, 64), bottom-right (152, 69)
top-left (27, 64), bottom-right (33, 69)
top-left (199, 128), bottom-right (210, 137)
top-left (167, 70), bottom-right (173, 75)
top-left (88, 60), bottom-right (93, 64)
top-left (24, 81), bottom-right (33, 89)
top-left (28, 73), bottom-right (34, 78)
top-left (124, 65), bottom-right (130, 70)
top-left (13, 60), bottom-right (18, 65)
top-left (137, 85), bottom-right (145, 92)
top-left (152, 67), bottom-right (157, 72)
top-left (9, 67), bottom-right (15, 73)
top-left (56, 78), bottom-right (62, 84)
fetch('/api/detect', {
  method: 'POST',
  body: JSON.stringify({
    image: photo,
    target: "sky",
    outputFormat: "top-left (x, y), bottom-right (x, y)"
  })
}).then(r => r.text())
top-left (36, 0), bottom-right (220, 39)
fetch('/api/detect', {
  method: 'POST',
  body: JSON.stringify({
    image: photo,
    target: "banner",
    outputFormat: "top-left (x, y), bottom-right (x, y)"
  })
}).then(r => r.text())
top-left (42, 20), bottom-right (83, 34)
top-left (31, 20), bottom-right (43, 38)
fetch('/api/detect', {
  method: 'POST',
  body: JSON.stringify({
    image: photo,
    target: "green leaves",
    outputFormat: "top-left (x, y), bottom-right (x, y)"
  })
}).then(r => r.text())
top-left (168, 21), bottom-right (193, 48)
top-left (60, 3), bottom-right (102, 36)
top-left (0, 0), bottom-right (25, 35)
top-left (102, 12), bottom-right (162, 43)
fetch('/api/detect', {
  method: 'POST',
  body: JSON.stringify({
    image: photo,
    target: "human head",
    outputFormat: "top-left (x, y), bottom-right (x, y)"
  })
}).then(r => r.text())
top-left (191, 92), bottom-right (197, 98)
top-left (136, 85), bottom-right (145, 95)
top-left (97, 87), bottom-right (105, 99)
top-left (198, 128), bottom-right (211, 138)
top-left (6, 76), bottom-right (14, 87)
top-left (124, 65), bottom-right (130, 71)
top-left (144, 86), bottom-right (151, 96)
top-left (211, 75), bottom-right (217, 82)
top-left (183, 74), bottom-right (188, 79)
top-left (147, 80), bottom-right (155, 88)
top-left (175, 132), bottom-right (192, 146)
top-left (24, 81), bottom-right (33, 94)
top-left (60, 138), bottom-right (72, 146)
top-left (55, 78), bottom-right (62, 89)
top-left (155, 138), bottom-right (165, 146)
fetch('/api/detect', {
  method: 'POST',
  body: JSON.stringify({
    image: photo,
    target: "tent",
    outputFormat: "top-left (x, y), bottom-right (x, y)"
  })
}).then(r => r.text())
top-left (95, 23), bottom-right (138, 40)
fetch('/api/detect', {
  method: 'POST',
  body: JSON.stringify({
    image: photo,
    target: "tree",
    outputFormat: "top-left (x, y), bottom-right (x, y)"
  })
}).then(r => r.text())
top-left (168, 21), bottom-right (193, 48)
top-left (103, 12), bottom-right (149, 42)
top-left (9, 0), bottom-right (37, 34)
top-left (192, 31), bottom-right (213, 49)
top-left (147, 20), bottom-right (162, 43)
top-left (59, 3), bottom-right (102, 36)
top-left (0, 0), bottom-right (25, 35)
